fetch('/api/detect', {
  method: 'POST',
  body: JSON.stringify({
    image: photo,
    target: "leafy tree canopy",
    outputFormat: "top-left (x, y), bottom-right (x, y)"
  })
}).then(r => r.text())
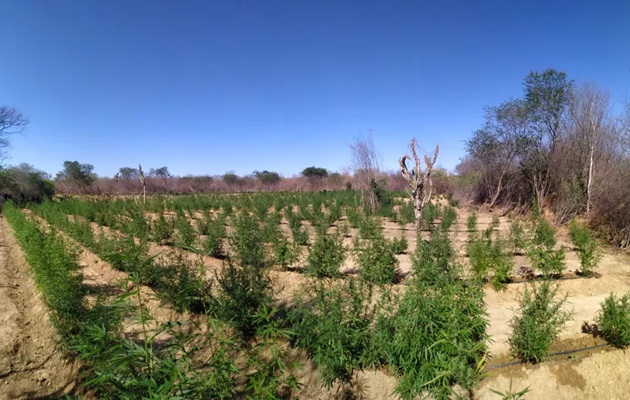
top-left (302, 166), bottom-right (328, 178)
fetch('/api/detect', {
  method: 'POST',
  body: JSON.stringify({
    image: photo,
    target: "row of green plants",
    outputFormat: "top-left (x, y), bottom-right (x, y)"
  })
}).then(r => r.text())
top-left (30, 196), bottom-right (493, 399)
top-left (17, 196), bottom-right (630, 398)
top-left (291, 222), bottom-right (489, 399)
top-left (466, 211), bottom-right (602, 289)
top-left (28, 200), bottom-right (301, 398)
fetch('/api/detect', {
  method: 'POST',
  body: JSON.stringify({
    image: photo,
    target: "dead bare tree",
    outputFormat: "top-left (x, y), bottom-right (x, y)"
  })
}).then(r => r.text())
top-left (349, 131), bottom-right (382, 213)
top-left (0, 106), bottom-right (29, 163)
top-left (569, 83), bottom-right (610, 218)
top-left (399, 139), bottom-right (439, 233)
top-left (138, 164), bottom-right (146, 205)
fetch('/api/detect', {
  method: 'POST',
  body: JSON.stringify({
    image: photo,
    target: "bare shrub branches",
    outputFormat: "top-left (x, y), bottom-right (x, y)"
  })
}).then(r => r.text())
top-left (399, 139), bottom-right (439, 233)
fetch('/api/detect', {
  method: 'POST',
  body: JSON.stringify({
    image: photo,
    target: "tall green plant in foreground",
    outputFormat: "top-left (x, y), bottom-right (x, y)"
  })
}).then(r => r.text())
top-left (379, 266), bottom-right (487, 398)
top-left (74, 275), bottom-right (239, 399)
top-left (596, 292), bottom-right (630, 348)
top-left (569, 220), bottom-right (601, 276)
top-left (509, 281), bottom-right (573, 363)
top-left (220, 214), bottom-right (274, 340)
top-left (290, 279), bottom-right (386, 388)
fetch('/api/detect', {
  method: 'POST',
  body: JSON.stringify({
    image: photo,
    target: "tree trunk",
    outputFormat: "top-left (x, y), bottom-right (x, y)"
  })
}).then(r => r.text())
top-left (586, 118), bottom-right (595, 219)
top-left (414, 193), bottom-right (423, 232)
top-left (488, 172), bottom-right (505, 209)
top-left (400, 140), bottom-right (438, 235)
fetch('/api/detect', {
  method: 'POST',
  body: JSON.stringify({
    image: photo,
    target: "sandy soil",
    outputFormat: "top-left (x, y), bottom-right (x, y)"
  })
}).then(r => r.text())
top-left (0, 216), bottom-right (79, 399)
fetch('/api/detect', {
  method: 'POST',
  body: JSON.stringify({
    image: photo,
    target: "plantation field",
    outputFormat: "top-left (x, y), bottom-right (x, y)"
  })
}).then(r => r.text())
top-left (3, 191), bottom-right (630, 399)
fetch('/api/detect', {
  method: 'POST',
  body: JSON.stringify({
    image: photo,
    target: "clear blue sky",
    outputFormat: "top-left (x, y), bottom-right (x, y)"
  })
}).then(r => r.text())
top-left (1, 1), bottom-right (629, 178)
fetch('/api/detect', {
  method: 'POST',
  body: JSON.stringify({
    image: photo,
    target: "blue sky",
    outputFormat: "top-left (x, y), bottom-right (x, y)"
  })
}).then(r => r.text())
top-left (1, 1), bottom-right (629, 178)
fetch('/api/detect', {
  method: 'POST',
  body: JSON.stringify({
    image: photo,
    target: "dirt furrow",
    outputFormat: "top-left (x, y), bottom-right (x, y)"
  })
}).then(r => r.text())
top-left (0, 216), bottom-right (79, 399)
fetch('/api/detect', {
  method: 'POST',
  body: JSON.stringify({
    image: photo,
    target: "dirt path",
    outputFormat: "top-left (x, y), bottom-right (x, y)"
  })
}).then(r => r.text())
top-left (0, 216), bottom-right (79, 399)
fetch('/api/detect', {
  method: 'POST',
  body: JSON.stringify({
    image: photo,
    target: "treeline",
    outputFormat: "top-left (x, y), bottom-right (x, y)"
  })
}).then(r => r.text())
top-left (53, 164), bottom-right (455, 196)
top-left (458, 68), bottom-right (630, 247)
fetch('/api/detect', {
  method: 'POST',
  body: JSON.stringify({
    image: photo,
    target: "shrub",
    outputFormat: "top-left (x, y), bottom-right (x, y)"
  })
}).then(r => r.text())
top-left (273, 233), bottom-right (301, 267)
top-left (290, 279), bottom-right (384, 387)
top-left (421, 201), bottom-right (440, 230)
top-left (229, 212), bottom-right (268, 270)
top-left (0, 164), bottom-right (55, 206)
top-left (508, 219), bottom-right (528, 255)
top-left (74, 286), bottom-right (239, 399)
top-left (491, 214), bottom-right (500, 229)
top-left (569, 220), bottom-right (601, 276)
top-left (215, 258), bottom-right (273, 340)
top-left (390, 234), bottom-right (408, 254)
top-left (413, 230), bottom-right (458, 286)
top-left (467, 211), bottom-right (477, 232)
top-left (4, 202), bottom-right (87, 342)
top-left (306, 232), bottom-right (345, 278)
top-left (596, 292), bottom-right (630, 348)
top-left (150, 213), bottom-right (175, 245)
top-left (377, 279), bottom-right (488, 399)
top-left (439, 205), bottom-right (457, 232)
top-left (467, 227), bottom-right (514, 290)
top-left (398, 201), bottom-right (416, 226)
top-left (356, 236), bottom-right (399, 285)
top-left (175, 215), bottom-right (197, 249)
top-left (528, 217), bottom-right (565, 277)
top-left (358, 215), bottom-right (382, 239)
top-left (509, 281), bottom-right (573, 363)
top-left (202, 216), bottom-right (226, 258)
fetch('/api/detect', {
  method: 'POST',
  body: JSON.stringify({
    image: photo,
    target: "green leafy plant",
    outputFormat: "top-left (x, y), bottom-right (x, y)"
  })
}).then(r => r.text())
top-left (596, 292), bottom-right (630, 348)
top-left (202, 215), bottom-right (226, 258)
top-left (290, 279), bottom-right (386, 388)
top-left (421, 201), bottom-right (440, 230)
top-left (398, 201), bottom-right (416, 226)
top-left (439, 205), bottom-right (457, 232)
top-left (509, 219), bottom-right (528, 255)
top-left (377, 278), bottom-right (488, 399)
top-left (467, 227), bottom-right (513, 290)
top-left (509, 281), bottom-right (573, 363)
top-left (273, 233), bottom-right (301, 267)
top-left (390, 234), bottom-right (408, 255)
top-left (175, 215), bottom-right (197, 250)
top-left (569, 220), bottom-right (601, 277)
top-left (356, 236), bottom-right (399, 285)
top-left (413, 230), bottom-right (458, 286)
top-left (306, 232), bottom-right (345, 278)
top-left (467, 211), bottom-right (478, 232)
top-left (490, 379), bottom-right (531, 400)
top-left (528, 217), bottom-right (565, 277)
top-left (150, 212), bottom-right (175, 245)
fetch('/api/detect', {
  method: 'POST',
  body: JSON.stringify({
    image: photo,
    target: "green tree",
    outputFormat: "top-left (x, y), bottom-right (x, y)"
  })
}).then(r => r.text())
top-left (56, 161), bottom-right (96, 191)
top-left (149, 166), bottom-right (171, 179)
top-left (465, 99), bottom-right (528, 207)
top-left (222, 172), bottom-right (242, 187)
top-left (253, 170), bottom-right (281, 185)
top-left (523, 68), bottom-right (573, 210)
top-left (118, 167), bottom-right (139, 180)
top-left (0, 163), bottom-right (54, 204)
top-left (301, 166), bottom-right (328, 179)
